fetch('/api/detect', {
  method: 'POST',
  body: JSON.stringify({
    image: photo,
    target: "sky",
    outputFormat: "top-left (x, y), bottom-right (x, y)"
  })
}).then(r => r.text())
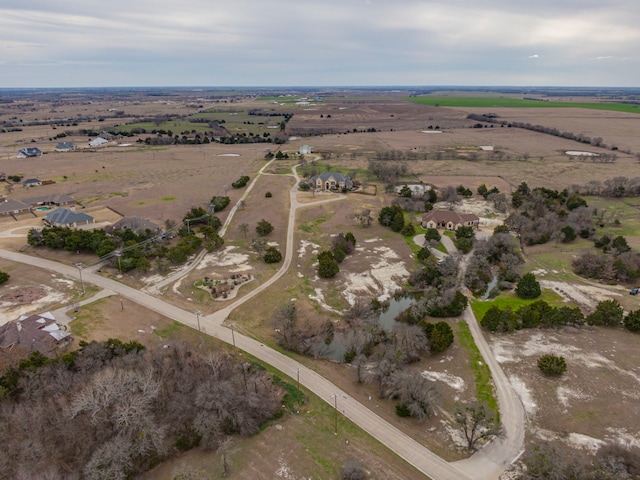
top-left (2, 0), bottom-right (639, 88)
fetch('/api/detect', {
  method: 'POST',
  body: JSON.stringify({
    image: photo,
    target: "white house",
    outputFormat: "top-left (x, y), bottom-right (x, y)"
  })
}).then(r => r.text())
top-left (89, 137), bottom-right (108, 147)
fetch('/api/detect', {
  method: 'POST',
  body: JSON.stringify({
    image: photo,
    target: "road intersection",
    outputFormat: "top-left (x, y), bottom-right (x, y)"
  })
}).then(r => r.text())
top-left (0, 162), bottom-right (524, 480)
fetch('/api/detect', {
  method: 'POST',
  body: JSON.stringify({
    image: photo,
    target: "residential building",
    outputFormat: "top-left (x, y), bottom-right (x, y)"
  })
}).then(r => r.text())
top-left (22, 178), bottom-right (42, 187)
top-left (106, 216), bottom-right (160, 235)
top-left (0, 312), bottom-right (71, 354)
top-left (55, 141), bottom-right (77, 152)
top-left (16, 147), bottom-right (43, 158)
top-left (0, 199), bottom-right (32, 217)
top-left (421, 210), bottom-right (479, 231)
top-left (44, 208), bottom-right (94, 228)
top-left (308, 172), bottom-right (353, 191)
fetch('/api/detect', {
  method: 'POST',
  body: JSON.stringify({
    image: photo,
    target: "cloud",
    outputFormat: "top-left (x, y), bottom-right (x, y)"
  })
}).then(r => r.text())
top-left (0, 0), bottom-right (639, 87)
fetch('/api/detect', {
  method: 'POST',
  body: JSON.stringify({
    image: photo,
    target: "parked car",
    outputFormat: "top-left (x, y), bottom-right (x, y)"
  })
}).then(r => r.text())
top-left (630, 288), bottom-right (639, 295)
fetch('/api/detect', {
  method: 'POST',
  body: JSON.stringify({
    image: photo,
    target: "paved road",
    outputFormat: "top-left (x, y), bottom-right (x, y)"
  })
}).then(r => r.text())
top-left (0, 166), bottom-right (524, 479)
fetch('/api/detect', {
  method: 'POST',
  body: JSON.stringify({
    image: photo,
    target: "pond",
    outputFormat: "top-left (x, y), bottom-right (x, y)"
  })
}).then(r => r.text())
top-left (318, 295), bottom-right (417, 362)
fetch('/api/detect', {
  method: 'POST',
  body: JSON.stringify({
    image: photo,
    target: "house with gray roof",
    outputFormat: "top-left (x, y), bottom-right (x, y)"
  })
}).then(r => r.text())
top-left (106, 216), bottom-right (160, 235)
top-left (0, 198), bottom-right (32, 217)
top-left (22, 178), bottom-right (42, 187)
top-left (55, 141), bottom-right (77, 152)
top-left (308, 172), bottom-right (353, 191)
top-left (44, 208), bottom-right (94, 228)
top-left (22, 193), bottom-right (76, 208)
top-left (16, 147), bottom-right (43, 158)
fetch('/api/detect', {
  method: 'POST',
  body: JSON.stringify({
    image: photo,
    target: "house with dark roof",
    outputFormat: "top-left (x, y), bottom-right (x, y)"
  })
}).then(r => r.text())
top-left (22, 178), bottom-right (42, 187)
top-left (55, 141), bottom-right (77, 152)
top-left (421, 210), bottom-right (479, 231)
top-left (308, 172), bottom-right (353, 191)
top-left (106, 216), bottom-right (160, 235)
top-left (0, 312), bottom-right (71, 354)
top-left (0, 198), bottom-right (32, 217)
top-left (22, 193), bottom-right (76, 208)
top-left (16, 147), bottom-right (43, 158)
top-left (44, 208), bottom-right (94, 228)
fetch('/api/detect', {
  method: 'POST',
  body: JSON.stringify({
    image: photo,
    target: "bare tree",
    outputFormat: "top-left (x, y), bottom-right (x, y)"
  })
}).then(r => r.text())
top-left (239, 223), bottom-right (249, 238)
top-left (454, 404), bottom-right (503, 451)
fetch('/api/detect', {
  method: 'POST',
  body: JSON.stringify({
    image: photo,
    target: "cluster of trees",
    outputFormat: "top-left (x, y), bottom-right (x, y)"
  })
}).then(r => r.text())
top-left (271, 304), bottom-right (334, 354)
top-left (466, 113), bottom-right (618, 151)
top-left (317, 232), bottom-right (356, 278)
top-left (480, 300), bottom-right (585, 332)
top-left (406, 254), bottom-right (469, 318)
top-left (464, 230), bottom-right (524, 296)
top-left (28, 208), bottom-right (224, 274)
top-left (210, 195), bottom-right (230, 212)
top-left (482, 297), bottom-right (640, 334)
top-left (368, 161), bottom-right (409, 188)
top-left (378, 205), bottom-right (405, 232)
top-left (517, 443), bottom-right (640, 480)
top-left (231, 175), bottom-right (250, 188)
top-left (0, 340), bottom-right (284, 480)
top-left (573, 176), bottom-right (640, 198)
top-left (572, 237), bottom-right (640, 283)
top-left (506, 182), bottom-right (592, 246)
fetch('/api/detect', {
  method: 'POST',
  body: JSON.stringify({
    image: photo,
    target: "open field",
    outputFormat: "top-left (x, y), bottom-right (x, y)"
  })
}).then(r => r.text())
top-left (3, 89), bottom-right (640, 478)
top-left (409, 96), bottom-right (640, 114)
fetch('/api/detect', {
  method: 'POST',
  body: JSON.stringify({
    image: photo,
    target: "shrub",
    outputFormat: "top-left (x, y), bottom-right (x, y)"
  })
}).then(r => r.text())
top-left (317, 251), bottom-right (339, 278)
top-left (0, 271), bottom-right (9, 285)
top-left (256, 219), bottom-right (274, 236)
top-left (538, 354), bottom-right (567, 376)
top-left (263, 246), bottom-right (282, 263)
top-left (265, 191), bottom-right (272, 198)
top-left (586, 299), bottom-right (624, 326)
top-left (231, 175), bottom-right (250, 188)
top-left (395, 404), bottom-right (411, 417)
top-left (515, 272), bottom-right (541, 299)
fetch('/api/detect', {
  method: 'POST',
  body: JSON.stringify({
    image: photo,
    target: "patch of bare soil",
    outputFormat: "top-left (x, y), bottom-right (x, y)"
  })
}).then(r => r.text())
top-left (489, 326), bottom-right (640, 455)
top-left (1, 286), bottom-right (47, 304)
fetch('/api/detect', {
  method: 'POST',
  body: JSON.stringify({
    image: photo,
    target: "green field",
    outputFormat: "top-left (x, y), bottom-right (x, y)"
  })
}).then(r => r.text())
top-left (408, 97), bottom-right (640, 114)
top-left (470, 289), bottom-right (567, 320)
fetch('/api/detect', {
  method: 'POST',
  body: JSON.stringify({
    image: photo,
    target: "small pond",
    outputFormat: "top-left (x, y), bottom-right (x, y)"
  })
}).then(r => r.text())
top-left (318, 295), bottom-right (417, 362)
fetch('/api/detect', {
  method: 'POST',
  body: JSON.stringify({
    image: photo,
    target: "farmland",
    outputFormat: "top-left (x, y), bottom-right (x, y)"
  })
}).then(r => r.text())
top-left (2, 86), bottom-right (640, 479)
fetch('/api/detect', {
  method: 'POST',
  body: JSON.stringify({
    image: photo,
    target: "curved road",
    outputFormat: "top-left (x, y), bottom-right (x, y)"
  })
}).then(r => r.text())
top-left (0, 164), bottom-right (524, 480)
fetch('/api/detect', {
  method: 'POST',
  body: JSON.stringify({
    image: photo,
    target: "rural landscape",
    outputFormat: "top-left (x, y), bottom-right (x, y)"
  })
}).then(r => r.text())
top-left (2, 86), bottom-right (640, 480)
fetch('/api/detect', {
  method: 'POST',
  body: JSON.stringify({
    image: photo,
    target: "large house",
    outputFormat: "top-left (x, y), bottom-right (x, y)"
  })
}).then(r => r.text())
top-left (89, 137), bottom-right (108, 147)
top-left (22, 193), bottom-right (76, 208)
top-left (16, 147), bottom-right (43, 158)
top-left (0, 312), bottom-right (71, 354)
top-left (55, 141), bottom-right (77, 152)
top-left (309, 172), bottom-right (353, 191)
top-left (44, 208), bottom-right (94, 228)
top-left (421, 210), bottom-right (479, 231)
top-left (106, 216), bottom-right (160, 235)
top-left (0, 199), bottom-right (32, 217)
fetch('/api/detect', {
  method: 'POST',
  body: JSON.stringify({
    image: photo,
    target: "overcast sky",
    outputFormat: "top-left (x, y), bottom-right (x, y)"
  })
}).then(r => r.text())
top-left (2, 0), bottom-right (638, 88)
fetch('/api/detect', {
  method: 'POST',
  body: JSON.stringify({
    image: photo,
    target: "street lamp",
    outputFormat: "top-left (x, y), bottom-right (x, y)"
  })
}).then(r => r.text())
top-left (195, 310), bottom-right (202, 332)
top-left (75, 263), bottom-right (85, 294)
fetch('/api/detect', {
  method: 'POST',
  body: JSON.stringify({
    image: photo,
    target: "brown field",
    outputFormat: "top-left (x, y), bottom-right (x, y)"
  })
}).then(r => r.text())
top-left (2, 90), bottom-right (640, 477)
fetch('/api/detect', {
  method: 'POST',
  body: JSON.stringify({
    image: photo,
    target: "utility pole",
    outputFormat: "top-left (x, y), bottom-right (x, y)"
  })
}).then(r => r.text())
top-left (75, 263), bottom-right (85, 294)
top-left (195, 310), bottom-right (202, 332)
top-left (296, 369), bottom-right (300, 409)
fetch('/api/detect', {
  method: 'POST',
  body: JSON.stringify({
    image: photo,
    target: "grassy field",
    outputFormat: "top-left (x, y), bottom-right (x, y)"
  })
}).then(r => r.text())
top-left (408, 96), bottom-right (640, 114)
top-left (470, 288), bottom-right (567, 321)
